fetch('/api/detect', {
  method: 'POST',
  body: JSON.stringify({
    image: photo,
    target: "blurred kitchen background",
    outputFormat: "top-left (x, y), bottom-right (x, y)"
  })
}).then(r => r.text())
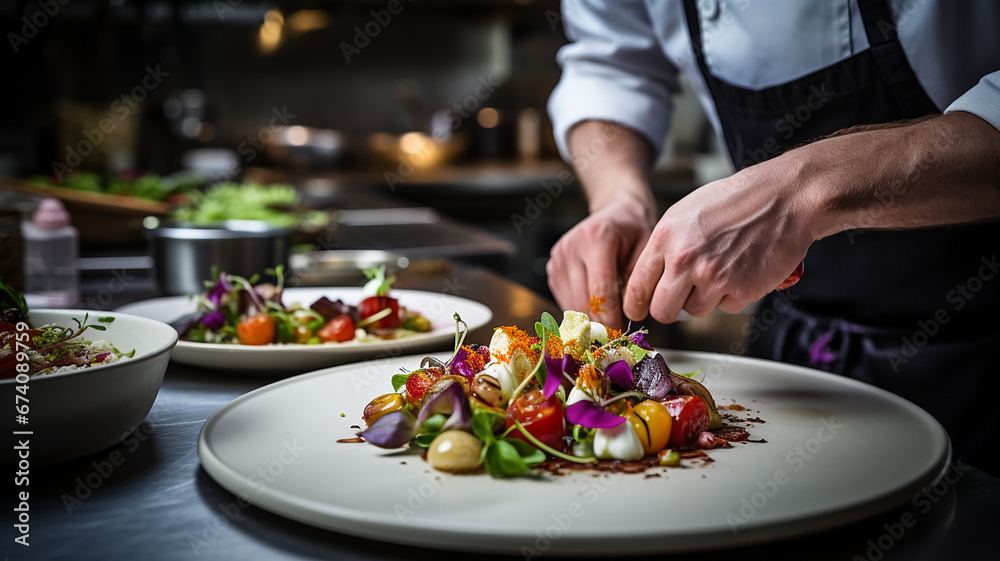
top-left (0, 0), bottom-right (738, 349)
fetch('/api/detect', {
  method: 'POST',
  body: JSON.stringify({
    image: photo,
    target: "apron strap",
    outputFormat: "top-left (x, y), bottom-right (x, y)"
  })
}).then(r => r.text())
top-left (856, 0), bottom-right (939, 114)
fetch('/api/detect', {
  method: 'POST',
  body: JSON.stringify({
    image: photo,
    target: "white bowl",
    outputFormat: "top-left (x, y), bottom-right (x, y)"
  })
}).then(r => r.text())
top-left (1, 309), bottom-right (178, 465)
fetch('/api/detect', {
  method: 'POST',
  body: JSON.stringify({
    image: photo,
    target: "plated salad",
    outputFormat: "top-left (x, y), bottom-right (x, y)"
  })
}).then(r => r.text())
top-left (0, 279), bottom-right (132, 378)
top-left (173, 266), bottom-right (432, 346)
top-left (358, 304), bottom-right (753, 477)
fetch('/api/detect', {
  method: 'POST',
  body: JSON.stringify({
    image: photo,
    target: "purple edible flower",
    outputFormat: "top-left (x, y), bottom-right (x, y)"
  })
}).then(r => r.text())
top-left (604, 360), bottom-right (635, 390)
top-left (561, 354), bottom-right (580, 377)
top-left (628, 332), bottom-right (652, 350)
top-left (542, 352), bottom-right (563, 399)
top-left (565, 400), bottom-right (625, 428)
top-left (201, 311), bottom-right (225, 330)
top-left (448, 346), bottom-right (478, 379)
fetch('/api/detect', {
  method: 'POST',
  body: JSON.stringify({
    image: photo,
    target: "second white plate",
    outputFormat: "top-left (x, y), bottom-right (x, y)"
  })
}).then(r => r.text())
top-left (115, 288), bottom-right (492, 373)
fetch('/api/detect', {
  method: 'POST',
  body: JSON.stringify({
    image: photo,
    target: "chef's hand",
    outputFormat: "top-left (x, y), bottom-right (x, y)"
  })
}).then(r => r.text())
top-left (623, 158), bottom-right (817, 323)
top-left (547, 193), bottom-right (656, 328)
top-left (547, 120), bottom-right (658, 329)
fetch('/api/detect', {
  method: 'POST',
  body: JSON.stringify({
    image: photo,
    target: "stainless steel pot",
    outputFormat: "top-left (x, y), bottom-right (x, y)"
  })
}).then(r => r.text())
top-left (146, 220), bottom-right (292, 295)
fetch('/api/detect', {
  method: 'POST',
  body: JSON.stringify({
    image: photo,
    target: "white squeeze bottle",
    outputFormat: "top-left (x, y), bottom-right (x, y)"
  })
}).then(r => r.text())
top-left (21, 198), bottom-right (80, 308)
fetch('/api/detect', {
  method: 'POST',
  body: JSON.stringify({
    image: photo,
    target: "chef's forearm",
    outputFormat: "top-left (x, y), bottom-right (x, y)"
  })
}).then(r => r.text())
top-left (795, 111), bottom-right (1000, 239)
top-left (566, 120), bottom-right (658, 216)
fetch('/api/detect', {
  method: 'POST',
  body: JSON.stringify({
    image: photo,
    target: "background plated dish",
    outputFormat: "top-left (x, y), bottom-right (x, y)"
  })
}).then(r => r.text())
top-left (115, 288), bottom-right (492, 373)
top-left (197, 350), bottom-right (950, 555)
top-left (1, 309), bottom-right (177, 465)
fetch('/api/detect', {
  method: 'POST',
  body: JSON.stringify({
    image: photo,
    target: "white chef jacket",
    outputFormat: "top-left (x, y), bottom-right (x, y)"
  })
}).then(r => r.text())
top-left (547, 0), bottom-right (1000, 160)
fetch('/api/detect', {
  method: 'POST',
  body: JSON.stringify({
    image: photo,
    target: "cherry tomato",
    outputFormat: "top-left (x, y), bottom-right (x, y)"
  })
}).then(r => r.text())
top-left (404, 368), bottom-right (444, 402)
top-left (317, 314), bottom-right (356, 343)
top-left (506, 389), bottom-right (566, 450)
top-left (358, 296), bottom-right (400, 329)
top-left (237, 314), bottom-right (276, 346)
top-left (660, 395), bottom-right (710, 449)
top-left (628, 400), bottom-right (673, 455)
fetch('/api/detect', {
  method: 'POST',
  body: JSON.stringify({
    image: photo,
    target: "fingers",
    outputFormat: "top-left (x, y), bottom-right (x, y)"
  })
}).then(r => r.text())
top-left (585, 239), bottom-right (625, 328)
top-left (622, 247), bottom-right (663, 322)
top-left (681, 285), bottom-right (724, 317)
top-left (546, 245), bottom-right (588, 312)
top-left (547, 232), bottom-right (625, 327)
top-left (718, 294), bottom-right (750, 314)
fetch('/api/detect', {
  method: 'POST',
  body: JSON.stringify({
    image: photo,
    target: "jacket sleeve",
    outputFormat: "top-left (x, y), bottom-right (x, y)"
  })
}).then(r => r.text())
top-left (945, 70), bottom-right (1000, 132)
top-left (546, 0), bottom-right (680, 160)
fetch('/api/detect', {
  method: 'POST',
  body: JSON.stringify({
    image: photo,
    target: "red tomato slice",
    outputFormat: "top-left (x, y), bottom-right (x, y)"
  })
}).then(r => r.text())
top-left (359, 296), bottom-right (401, 329)
top-left (660, 395), bottom-right (710, 449)
top-left (317, 314), bottom-right (355, 343)
top-left (506, 389), bottom-right (566, 451)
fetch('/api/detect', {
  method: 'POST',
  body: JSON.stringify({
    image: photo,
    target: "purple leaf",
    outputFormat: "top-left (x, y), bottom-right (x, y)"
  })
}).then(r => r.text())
top-left (169, 313), bottom-right (202, 337)
top-left (416, 381), bottom-right (471, 432)
top-left (634, 353), bottom-right (674, 401)
top-left (629, 332), bottom-right (652, 350)
top-left (565, 400), bottom-right (626, 428)
top-left (605, 360), bottom-right (635, 390)
top-left (542, 352), bottom-right (563, 399)
top-left (358, 410), bottom-right (418, 448)
top-left (201, 311), bottom-right (225, 330)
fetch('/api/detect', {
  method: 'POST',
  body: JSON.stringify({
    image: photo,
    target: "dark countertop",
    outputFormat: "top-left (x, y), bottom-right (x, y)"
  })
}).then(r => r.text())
top-left (6, 266), bottom-right (999, 561)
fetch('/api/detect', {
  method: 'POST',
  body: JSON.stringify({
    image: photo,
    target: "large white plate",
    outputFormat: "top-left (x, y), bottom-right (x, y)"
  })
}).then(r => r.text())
top-left (115, 288), bottom-right (491, 372)
top-left (198, 351), bottom-right (950, 555)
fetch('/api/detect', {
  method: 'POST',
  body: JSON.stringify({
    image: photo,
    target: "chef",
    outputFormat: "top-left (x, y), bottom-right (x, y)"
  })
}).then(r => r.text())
top-left (546, 0), bottom-right (1000, 471)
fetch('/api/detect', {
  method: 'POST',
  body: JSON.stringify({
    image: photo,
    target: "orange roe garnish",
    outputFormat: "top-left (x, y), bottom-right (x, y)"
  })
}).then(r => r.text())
top-left (492, 325), bottom-right (537, 364)
top-left (458, 344), bottom-right (486, 373)
top-left (607, 328), bottom-right (623, 341)
top-left (545, 335), bottom-right (564, 359)
top-left (585, 295), bottom-right (608, 315)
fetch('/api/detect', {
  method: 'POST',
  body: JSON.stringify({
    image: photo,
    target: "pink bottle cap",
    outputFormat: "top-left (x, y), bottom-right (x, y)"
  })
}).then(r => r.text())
top-left (33, 198), bottom-right (71, 230)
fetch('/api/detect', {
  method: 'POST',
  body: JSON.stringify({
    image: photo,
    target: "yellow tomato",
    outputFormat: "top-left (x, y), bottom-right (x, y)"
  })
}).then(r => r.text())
top-left (628, 400), bottom-right (673, 455)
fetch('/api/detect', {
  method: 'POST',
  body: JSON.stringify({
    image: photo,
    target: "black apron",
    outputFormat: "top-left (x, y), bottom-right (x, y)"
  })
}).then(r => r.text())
top-left (682, 0), bottom-right (1000, 471)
